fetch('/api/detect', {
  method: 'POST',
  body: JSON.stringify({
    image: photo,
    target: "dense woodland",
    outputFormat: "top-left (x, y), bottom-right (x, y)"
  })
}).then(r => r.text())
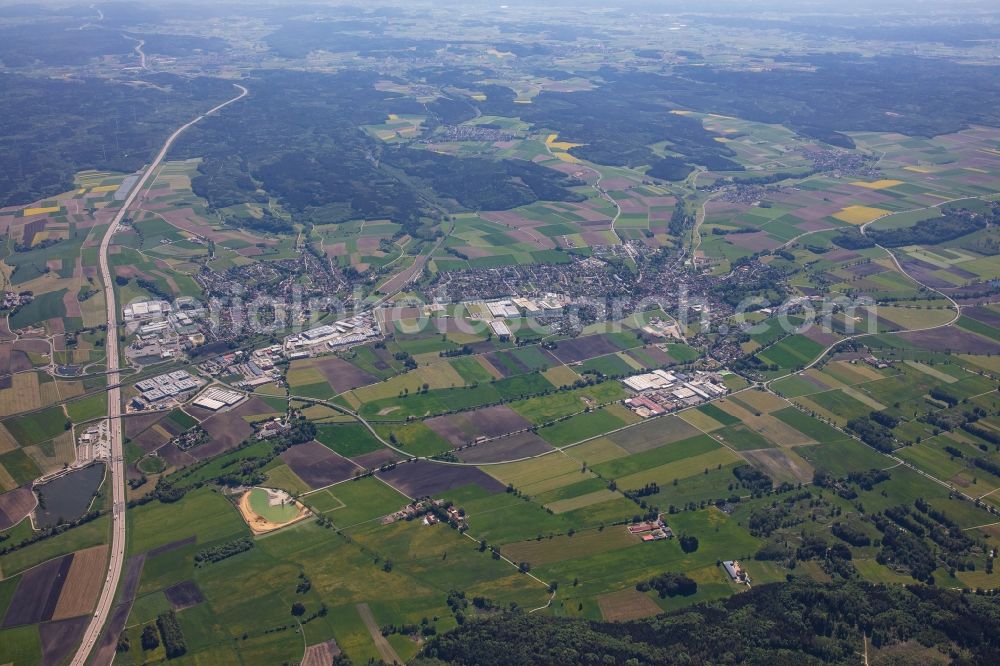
top-left (173, 70), bottom-right (584, 236)
top-left (0, 73), bottom-right (233, 207)
top-left (417, 580), bottom-right (1000, 665)
top-left (867, 208), bottom-right (992, 248)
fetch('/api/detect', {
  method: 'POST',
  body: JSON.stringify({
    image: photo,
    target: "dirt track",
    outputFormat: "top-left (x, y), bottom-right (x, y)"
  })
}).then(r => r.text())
top-left (356, 603), bottom-right (402, 664)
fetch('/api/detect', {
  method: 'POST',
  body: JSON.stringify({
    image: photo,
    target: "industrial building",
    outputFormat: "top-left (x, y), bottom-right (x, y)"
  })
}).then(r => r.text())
top-left (192, 386), bottom-right (245, 411)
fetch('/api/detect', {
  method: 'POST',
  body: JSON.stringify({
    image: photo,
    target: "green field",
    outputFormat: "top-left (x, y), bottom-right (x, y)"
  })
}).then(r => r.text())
top-left (3, 405), bottom-right (68, 445)
top-left (315, 423), bottom-right (385, 457)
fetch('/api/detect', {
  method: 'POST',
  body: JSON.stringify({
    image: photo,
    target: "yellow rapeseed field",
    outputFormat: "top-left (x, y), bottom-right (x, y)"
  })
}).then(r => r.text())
top-left (833, 205), bottom-right (890, 225)
top-left (850, 179), bottom-right (903, 190)
top-left (545, 133), bottom-right (584, 151)
top-left (23, 206), bottom-right (60, 216)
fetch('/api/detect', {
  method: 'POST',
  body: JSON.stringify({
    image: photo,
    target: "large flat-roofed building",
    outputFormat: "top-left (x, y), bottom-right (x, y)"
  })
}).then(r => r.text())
top-left (487, 300), bottom-right (520, 318)
top-left (192, 386), bottom-right (244, 411)
top-left (302, 325), bottom-right (336, 341)
top-left (123, 299), bottom-right (172, 322)
top-left (490, 320), bottom-right (512, 337)
top-left (622, 370), bottom-right (676, 393)
top-left (192, 396), bottom-right (225, 411)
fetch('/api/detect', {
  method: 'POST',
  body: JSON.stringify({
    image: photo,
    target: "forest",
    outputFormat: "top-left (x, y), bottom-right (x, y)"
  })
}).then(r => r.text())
top-left (473, 74), bottom-right (743, 176)
top-left (0, 73), bottom-right (234, 207)
top-left (174, 69), bottom-right (584, 236)
top-left (867, 208), bottom-right (991, 247)
top-left (417, 579), bottom-right (1000, 665)
top-left (667, 54), bottom-right (1000, 146)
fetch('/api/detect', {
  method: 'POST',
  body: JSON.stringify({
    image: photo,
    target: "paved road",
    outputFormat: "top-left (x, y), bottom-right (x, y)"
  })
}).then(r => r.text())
top-left (70, 83), bottom-right (247, 666)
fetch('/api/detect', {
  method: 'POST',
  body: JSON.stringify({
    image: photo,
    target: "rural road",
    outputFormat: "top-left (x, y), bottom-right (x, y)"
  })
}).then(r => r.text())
top-left (70, 83), bottom-right (248, 666)
top-left (763, 200), bottom-right (966, 390)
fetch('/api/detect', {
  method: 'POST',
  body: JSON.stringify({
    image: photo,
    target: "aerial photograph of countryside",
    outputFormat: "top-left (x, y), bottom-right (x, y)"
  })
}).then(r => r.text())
top-left (3, 0), bottom-right (1000, 663)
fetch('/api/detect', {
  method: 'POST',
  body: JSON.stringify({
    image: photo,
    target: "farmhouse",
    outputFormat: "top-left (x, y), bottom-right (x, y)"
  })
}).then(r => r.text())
top-left (723, 560), bottom-right (751, 586)
top-left (256, 418), bottom-right (290, 439)
top-left (628, 514), bottom-right (673, 542)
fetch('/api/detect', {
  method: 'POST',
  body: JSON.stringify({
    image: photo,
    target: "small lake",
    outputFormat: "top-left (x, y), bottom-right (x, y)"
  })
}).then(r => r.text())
top-left (33, 463), bottom-right (106, 528)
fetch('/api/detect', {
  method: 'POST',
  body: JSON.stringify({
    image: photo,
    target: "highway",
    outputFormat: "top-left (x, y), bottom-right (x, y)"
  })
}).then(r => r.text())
top-left (70, 83), bottom-right (247, 666)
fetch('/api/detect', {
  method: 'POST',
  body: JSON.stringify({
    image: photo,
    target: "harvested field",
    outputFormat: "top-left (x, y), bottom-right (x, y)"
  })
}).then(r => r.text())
top-left (628, 345), bottom-right (673, 366)
top-left (350, 448), bottom-right (401, 469)
top-left (124, 412), bottom-right (165, 439)
top-left (481, 352), bottom-right (516, 377)
top-left (0, 486), bottom-right (36, 529)
top-left (802, 327), bottom-right (840, 346)
top-left (314, 356), bottom-right (377, 393)
top-left (52, 545), bottom-right (108, 620)
top-left (134, 426), bottom-right (170, 453)
top-left (456, 431), bottom-right (554, 463)
top-left (40, 615), bottom-right (89, 666)
top-left (897, 326), bottom-right (1000, 354)
top-left (376, 459), bottom-right (505, 498)
top-left (733, 389), bottom-right (788, 414)
top-left (845, 263), bottom-right (887, 277)
top-left (897, 260), bottom-right (951, 289)
top-left (741, 448), bottom-right (814, 484)
top-left (157, 442), bottom-right (196, 468)
top-left (14, 339), bottom-right (50, 355)
top-left (965, 307), bottom-right (1000, 328)
top-left (727, 231), bottom-right (782, 252)
top-left (280, 440), bottom-right (363, 489)
top-left (191, 411), bottom-right (254, 460)
top-left (231, 395), bottom-right (282, 420)
top-left (163, 580), bottom-right (205, 610)
top-left (607, 416), bottom-right (700, 454)
top-left (550, 335), bottom-right (623, 364)
top-left (503, 528), bottom-right (639, 567)
top-left (426, 405), bottom-right (531, 447)
top-left (302, 639), bottom-right (343, 666)
top-left (92, 599), bottom-right (132, 666)
top-left (2, 554), bottom-right (72, 627)
top-left (116, 553), bottom-right (145, 601)
top-left (744, 414), bottom-right (815, 447)
top-left (146, 535), bottom-right (195, 558)
top-left (597, 589), bottom-right (663, 621)
top-left (546, 489), bottom-right (619, 513)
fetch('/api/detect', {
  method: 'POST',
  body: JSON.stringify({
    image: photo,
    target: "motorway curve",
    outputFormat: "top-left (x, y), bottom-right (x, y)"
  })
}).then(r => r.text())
top-left (70, 83), bottom-right (248, 666)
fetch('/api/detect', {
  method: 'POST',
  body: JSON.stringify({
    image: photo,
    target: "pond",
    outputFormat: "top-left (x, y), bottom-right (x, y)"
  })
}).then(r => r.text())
top-left (33, 463), bottom-right (106, 528)
top-left (248, 487), bottom-right (299, 523)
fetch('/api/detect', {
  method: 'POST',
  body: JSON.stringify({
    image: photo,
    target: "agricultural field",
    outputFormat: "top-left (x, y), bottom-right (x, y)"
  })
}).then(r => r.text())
top-left (4, 2), bottom-right (1000, 663)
